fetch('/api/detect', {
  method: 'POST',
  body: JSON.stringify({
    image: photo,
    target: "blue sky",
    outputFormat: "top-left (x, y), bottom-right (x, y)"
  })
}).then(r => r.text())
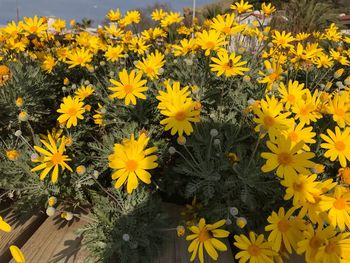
top-left (0, 0), bottom-right (214, 24)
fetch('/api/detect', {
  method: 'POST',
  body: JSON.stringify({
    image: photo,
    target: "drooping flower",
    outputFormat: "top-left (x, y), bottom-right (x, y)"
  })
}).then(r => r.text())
top-left (109, 69), bottom-right (148, 106)
top-left (186, 218), bottom-right (229, 263)
top-left (108, 133), bottom-right (158, 194)
top-left (57, 96), bottom-right (86, 128)
top-left (31, 134), bottom-right (73, 183)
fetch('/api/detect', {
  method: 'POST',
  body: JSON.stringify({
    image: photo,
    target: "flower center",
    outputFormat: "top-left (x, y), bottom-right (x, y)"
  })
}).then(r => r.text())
top-left (51, 152), bottom-right (63, 165)
top-left (263, 116), bottom-right (275, 127)
top-left (287, 94), bottom-right (295, 103)
top-left (76, 57), bottom-right (85, 64)
top-left (309, 236), bottom-right (322, 249)
top-left (278, 152), bottom-right (293, 165)
top-left (300, 106), bottom-right (310, 116)
top-left (325, 242), bottom-right (337, 254)
top-left (277, 219), bottom-right (290, 232)
top-left (206, 41), bottom-right (215, 49)
top-left (223, 26), bottom-right (231, 34)
top-left (278, 39), bottom-right (286, 45)
top-left (145, 67), bottom-right (154, 74)
top-left (198, 228), bottom-right (210, 242)
top-left (334, 108), bottom-right (345, 117)
top-left (30, 25), bottom-right (38, 32)
top-left (125, 160), bottom-right (138, 172)
top-left (335, 141), bottom-right (345, 151)
top-left (289, 131), bottom-right (299, 142)
top-left (333, 198), bottom-right (347, 210)
top-left (67, 107), bottom-right (78, 116)
top-left (248, 244), bottom-right (261, 256)
top-left (123, 84), bottom-right (133, 94)
top-left (268, 72), bottom-right (278, 81)
top-left (293, 182), bottom-right (304, 192)
top-left (175, 110), bottom-right (187, 121)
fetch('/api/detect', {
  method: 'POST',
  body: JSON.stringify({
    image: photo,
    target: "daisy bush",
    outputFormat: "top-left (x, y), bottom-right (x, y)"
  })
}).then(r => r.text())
top-left (0, 0), bottom-right (350, 262)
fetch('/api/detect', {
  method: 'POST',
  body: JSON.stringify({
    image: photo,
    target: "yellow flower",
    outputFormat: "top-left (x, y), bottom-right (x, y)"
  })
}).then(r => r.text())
top-left (93, 103), bottom-right (105, 126)
top-left (160, 12), bottom-right (183, 27)
top-left (210, 50), bottom-right (249, 77)
top-left (321, 126), bottom-right (350, 167)
top-left (66, 48), bottom-right (93, 68)
top-left (52, 19), bottom-right (66, 31)
top-left (63, 78), bottom-right (70, 85)
top-left (278, 80), bottom-right (305, 110)
top-left (31, 134), bottom-right (73, 183)
top-left (210, 13), bottom-right (245, 35)
top-left (281, 173), bottom-right (320, 206)
top-left (281, 121), bottom-right (316, 151)
top-left (314, 228), bottom-right (350, 263)
top-left (108, 133), bottom-right (158, 194)
top-left (104, 45), bottom-right (124, 62)
top-left (128, 37), bottom-right (150, 55)
top-left (230, 0), bottom-right (253, 13)
top-left (74, 85), bottom-right (94, 101)
top-left (123, 10), bottom-right (141, 25)
top-left (6, 149), bottom-right (19, 161)
top-left (48, 196), bottom-right (57, 206)
top-left (272, 30), bottom-right (294, 49)
top-left (314, 53), bottom-right (334, 68)
top-left (261, 135), bottom-right (316, 178)
top-left (135, 50), bottom-right (165, 80)
top-left (76, 165), bottom-right (86, 175)
top-left (265, 207), bottom-right (305, 253)
top-left (15, 97), bottom-right (24, 107)
top-left (338, 167), bottom-right (350, 184)
top-left (297, 225), bottom-right (334, 263)
top-left (41, 55), bottom-right (56, 73)
top-left (172, 38), bottom-right (197, 57)
top-left (106, 9), bottom-right (121, 21)
top-left (0, 216), bottom-right (11, 232)
top-left (10, 245), bottom-right (25, 263)
top-left (261, 2), bottom-right (276, 16)
top-left (326, 92), bottom-right (350, 128)
top-left (157, 82), bottom-right (200, 136)
top-left (57, 96), bottom-right (86, 128)
top-left (109, 69), bottom-right (148, 106)
top-left (186, 218), bottom-right (229, 263)
top-left (258, 60), bottom-right (284, 91)
top-left (18, 111), bottom-right (29, 122)
top-left (292, 90), bottom-right (322, 126)
top-left (151, 9), bottom-right (168, 21)
top-left (22, 16), bottom-right (47, 35)
top-left (234, 232), bottom-right (276, 263)
top-left (252, 96), bottom-right (291, 140)
top-left (319, 186), bottom-right (350, 231)
top-left (196, 30), bottom-right (228, 56)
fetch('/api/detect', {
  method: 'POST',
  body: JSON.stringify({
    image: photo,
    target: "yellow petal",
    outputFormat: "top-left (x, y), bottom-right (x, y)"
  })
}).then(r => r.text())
top-left (10, 245), bottom-right (25, 263)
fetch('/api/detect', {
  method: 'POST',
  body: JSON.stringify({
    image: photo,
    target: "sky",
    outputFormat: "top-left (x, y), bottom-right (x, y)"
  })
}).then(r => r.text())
top-left (0, 0), bottom-right (215, 25)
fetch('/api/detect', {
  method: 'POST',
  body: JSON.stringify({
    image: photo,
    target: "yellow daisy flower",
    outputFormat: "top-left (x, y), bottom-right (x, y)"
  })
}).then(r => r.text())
top-left (109, 69), bottom-right (148, 106)
top-left (31, 134), bottom-right (73, 183)
top-left (210, 50), bottom-right (249, 77)
top-left (57, 96), bottom-right (86, 128)
top-left (186, 218), bottom-right (229, 263)
top-left (108, 133), bottom-right (158, 194)
top-left (74, 85), bottom-right (94, 101)
top-left (66, 48), bottom-right (93, 68)
top-left (230, 0), bottom-right (253, 14)
top-left (326, 92), bottom-right (350, 128)
top-left (196, 30), bottom-right (228, 56)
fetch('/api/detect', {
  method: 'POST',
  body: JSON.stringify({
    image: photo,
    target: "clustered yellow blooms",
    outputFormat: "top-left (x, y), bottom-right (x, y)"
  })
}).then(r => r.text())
top-left (2, 0), bottom-right (350, 262)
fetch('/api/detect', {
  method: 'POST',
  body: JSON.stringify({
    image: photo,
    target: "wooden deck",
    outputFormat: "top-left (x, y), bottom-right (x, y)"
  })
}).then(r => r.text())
top-left (0, 203), bottom-right (236, 263)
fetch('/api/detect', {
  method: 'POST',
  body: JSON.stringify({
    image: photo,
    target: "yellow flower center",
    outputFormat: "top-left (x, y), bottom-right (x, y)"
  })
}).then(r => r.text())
top-left (263, 116), bottom-right (275, 127)
top-left (334, 108), bottom-right (345, 117)
top-left (299, 106), bottom-right (310, 116)
top-left (309, 236), bottom-right (322, 249)
top-left (268, 72), bottom-right (278, 81)
top-left (340, 168), bottom-right (350, 184)
top-left (198, 228), bottom-right (210, 242)
top-left (67, 106), bottom-right (78, 116)
top-left (145, 67), bottom-right (155, 74)
top-left (248, 244), bottom-right (261, 256)
top-left (325, 242), bottom-right (337, 254)
top-left (76, 57), bottom-right (85, 64)
top-left (287, 94), bottom-right (295, 103)
top-left (51, 152), bottom-right (63, 165)
top-left (333, 198), bottom-right (347, 210)
top-left (277, 38), bottom-right (286, 45)
top-left (30, 25), bottom-right (38, 32)
top-left (289, 131), bottom-right (299, 142)
top-left (278, 152), bottom-right (293, 165)
top-left (123, 84), bottom-right (134, 94)
top-left (277, 219), bottom-right (290, 232)
top-left (335, 141), bottom-right (346, 152)
top-left (126, 160), bottom-right (138, 172)
top-left (206, 41), bottom-right (215, 49)
top-left (293, 182), bottom-right (304, 192)
top-left (222, 26), bottom-right (231, 34)
top-left (175, 110), bottom-right (187, 121)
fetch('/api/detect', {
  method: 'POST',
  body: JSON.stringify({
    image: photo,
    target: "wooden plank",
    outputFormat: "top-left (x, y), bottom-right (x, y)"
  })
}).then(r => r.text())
top-left (0, 209), bottom-right (46, 263)
top-left (12, 213), bottom-right (92, 263)
top-left (154, 203), bottom-right (235, 263)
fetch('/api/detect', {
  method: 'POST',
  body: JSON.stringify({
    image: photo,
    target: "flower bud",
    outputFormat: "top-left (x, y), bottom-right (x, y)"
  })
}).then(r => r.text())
top-left (236, 217), bottom-right (247, 228)
top-left (176, 225), bottom-right (185, 237)
top-left (46, 206), bottom-right (56, 216)
top-left (123, 233), bottom-right (130, 241)
top-left (48, 196), bottom-right (57, 206)
top-left (229, 207), bottom-right (239, 216)
top-left (210, 129), bottom-right (219, 137)
top-left (18, 111), bottom-right (29, 122)
top-left (168, 146), bottom-right (176, 155)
